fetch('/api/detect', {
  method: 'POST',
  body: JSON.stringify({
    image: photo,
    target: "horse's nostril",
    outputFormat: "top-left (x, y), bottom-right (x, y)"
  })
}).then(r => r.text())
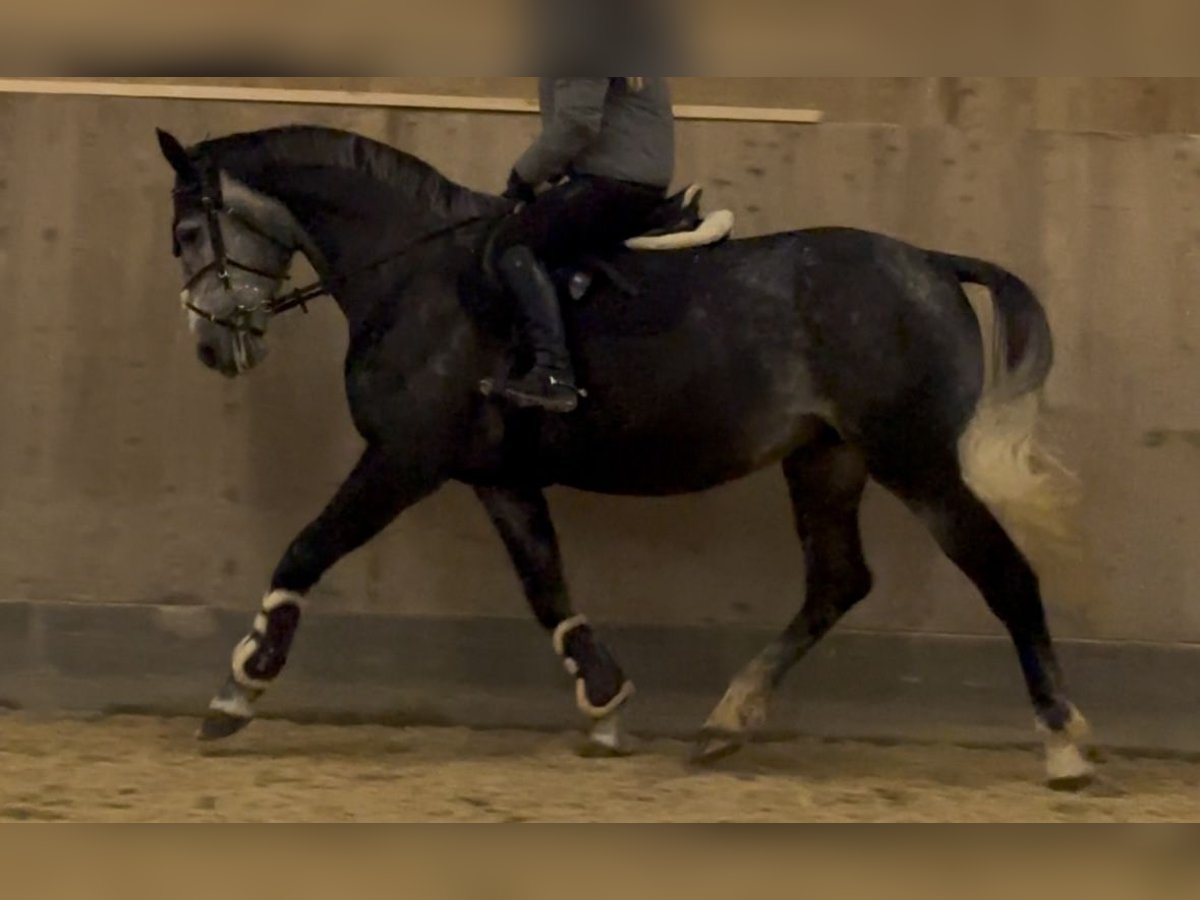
top-left (197, 342), bottom-right (219, 369)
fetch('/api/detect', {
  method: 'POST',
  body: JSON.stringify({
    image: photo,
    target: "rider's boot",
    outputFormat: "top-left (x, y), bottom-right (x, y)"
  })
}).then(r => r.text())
top-left (495, 245), bottom-right (582, 414)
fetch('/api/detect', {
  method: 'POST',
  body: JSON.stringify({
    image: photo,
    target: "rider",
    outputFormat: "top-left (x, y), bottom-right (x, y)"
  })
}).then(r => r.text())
top-left (493, 77), bottom-right (676, 413)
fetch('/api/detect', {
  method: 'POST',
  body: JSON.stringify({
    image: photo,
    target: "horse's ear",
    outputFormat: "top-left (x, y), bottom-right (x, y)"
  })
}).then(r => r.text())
top-left (156, 128), bottom-right (196, 180)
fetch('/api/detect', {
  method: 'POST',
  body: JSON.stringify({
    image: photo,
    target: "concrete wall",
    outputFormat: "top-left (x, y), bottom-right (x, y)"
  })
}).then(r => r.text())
top-left (0, 82), bottom-right (1197, 719)
top-left (39, 77), bottom-right (1200, 132)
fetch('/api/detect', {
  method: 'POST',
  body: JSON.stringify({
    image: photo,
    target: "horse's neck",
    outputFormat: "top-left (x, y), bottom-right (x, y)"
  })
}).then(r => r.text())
top-left (279, 170), bottom-right (499, 324)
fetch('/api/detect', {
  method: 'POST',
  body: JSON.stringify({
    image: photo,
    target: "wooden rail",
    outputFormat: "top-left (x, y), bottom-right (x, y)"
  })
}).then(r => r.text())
top-left (0, 79), bottom-right (825, 124)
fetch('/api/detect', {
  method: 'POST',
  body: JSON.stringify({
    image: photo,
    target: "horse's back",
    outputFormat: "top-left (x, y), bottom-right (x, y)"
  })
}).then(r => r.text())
top-left (547, 227), bottom-right (984, 491)
top-left (568, 230), bottom-right (815, 338)
top-left (548, 233), bottom-right (836, 494)
top-left (569, 226), bottom-right (965, 356)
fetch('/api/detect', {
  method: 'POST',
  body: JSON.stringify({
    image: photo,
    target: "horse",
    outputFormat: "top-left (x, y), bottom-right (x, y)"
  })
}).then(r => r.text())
top-left (155, 124), bottom-right (1092, 789)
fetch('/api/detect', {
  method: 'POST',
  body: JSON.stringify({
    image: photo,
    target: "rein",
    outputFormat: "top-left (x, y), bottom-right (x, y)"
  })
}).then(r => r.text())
top-left (178, 167), bottom-right (496, 336)
top-left (268, 214), bottom-right (493, 318)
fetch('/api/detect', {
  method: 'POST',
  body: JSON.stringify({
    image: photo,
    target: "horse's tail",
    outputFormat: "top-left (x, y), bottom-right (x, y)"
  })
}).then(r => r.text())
top-left (929, 251), bottom-right (1080, 551)
top-left (934, 253), bottom-right (1054, 401)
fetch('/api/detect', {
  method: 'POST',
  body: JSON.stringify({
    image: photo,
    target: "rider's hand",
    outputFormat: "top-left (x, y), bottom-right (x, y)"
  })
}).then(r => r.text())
top-left (503, 170), bottom-right (537, 205)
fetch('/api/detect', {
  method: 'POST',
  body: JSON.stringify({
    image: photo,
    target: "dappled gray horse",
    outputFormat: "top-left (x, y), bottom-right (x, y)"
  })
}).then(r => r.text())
top-left (157, 125), bottom-right (1091, 788)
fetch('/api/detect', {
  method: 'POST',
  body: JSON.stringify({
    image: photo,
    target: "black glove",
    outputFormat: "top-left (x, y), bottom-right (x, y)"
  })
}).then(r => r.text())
top-left (503, 170), bottom-right (537, 205)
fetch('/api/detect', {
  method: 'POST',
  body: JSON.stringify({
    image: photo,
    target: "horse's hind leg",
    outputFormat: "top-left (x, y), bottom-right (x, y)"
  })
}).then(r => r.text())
top-left (475, 484), bottom-right (635, 756)
top-left (695, 429), bottom-right (873, 764)
top-left (874, 455), bottom-right (1092, 790)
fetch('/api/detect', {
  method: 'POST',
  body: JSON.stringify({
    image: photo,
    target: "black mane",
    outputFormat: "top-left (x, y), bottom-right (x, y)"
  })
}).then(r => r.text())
top-left (192, 125), bottom-right (503, 221)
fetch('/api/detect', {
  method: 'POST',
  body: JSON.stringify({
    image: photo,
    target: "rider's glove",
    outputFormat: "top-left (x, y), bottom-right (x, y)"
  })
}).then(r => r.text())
top-left (503, 170), bottom-right (537, 205)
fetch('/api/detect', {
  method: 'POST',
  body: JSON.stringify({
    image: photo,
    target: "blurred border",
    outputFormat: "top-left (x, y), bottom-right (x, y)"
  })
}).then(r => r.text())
top-left (0, 828), bottom-right (1196, 895)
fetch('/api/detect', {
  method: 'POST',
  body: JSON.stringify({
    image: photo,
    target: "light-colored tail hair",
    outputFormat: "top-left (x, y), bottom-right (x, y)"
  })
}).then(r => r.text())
top-left (959, 391), bottom-right (1081, 556)
top-left (936, 252), bottom-right (1082, 556)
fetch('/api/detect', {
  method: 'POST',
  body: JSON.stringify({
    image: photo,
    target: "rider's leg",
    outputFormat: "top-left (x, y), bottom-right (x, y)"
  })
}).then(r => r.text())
top-left (491, 176), bottom-right (665, 414)
top-left (496, 243), bottom-right (582, 414)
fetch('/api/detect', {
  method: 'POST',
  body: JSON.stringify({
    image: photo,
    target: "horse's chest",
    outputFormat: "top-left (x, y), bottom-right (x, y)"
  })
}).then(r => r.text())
top-left (344, 367), bottom-right (452, 445)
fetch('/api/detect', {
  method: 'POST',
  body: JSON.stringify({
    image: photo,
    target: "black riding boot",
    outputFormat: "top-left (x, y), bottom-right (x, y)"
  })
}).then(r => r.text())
top-left (496, 245), bottom-right (581, 414)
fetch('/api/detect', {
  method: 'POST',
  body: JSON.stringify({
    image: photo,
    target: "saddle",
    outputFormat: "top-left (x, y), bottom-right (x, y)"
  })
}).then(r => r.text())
top-left (557, 185), bottom-right (736, 301)
top-left (467, 185), bottom-right (736, 341)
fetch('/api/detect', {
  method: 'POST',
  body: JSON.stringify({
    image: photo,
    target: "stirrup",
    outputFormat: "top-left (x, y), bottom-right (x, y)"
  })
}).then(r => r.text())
top-left (479, 373), bottom-right (587, 411)
top-left (547, 374), bottom-right (586, 395)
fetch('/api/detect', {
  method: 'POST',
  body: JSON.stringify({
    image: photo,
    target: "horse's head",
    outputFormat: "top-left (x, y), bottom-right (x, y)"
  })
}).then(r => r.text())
top-left (157, 129), bottom-right (300, 377)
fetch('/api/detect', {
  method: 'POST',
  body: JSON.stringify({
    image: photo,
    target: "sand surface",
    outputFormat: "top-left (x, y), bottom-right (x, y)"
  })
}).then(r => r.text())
top-left (1, 714), bottom-right (1197, 822)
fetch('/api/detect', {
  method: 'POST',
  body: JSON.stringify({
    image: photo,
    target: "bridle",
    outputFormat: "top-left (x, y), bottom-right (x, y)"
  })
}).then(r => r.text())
top-left (176, 165), bottom-right (300, 339)
top-left (175, 162), bottom-right (496, 339)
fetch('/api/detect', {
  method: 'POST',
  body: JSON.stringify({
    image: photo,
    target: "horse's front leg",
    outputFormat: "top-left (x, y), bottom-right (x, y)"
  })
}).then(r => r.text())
top-left (199, 445), bottom-right (441, 740)
top-left (475, 484), bottom-right (635, 756)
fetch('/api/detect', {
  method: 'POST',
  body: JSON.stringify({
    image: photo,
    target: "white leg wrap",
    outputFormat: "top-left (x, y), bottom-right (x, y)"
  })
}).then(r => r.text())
top-left (552, 614), bottom-right (635, 719)
top-left (576, 678), bottom-right (636, 721)
top-left (230, 590), bottom-right (304, 691)
top-left (553, 615), bottom-right (589, 658)
top-left (262, 589), bottom-right (305, 613)
top-left (231, 635), bottom-right (273, 691)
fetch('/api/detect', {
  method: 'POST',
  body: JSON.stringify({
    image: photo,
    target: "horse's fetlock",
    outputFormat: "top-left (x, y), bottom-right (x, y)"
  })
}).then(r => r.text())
top-left (553, 616), bottom-right (634, 719)
top-left (231, 590), bottom-right (304, 690)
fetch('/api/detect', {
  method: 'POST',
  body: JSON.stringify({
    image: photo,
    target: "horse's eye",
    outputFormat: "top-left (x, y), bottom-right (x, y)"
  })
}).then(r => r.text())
top-left (176, 225), bottom-right (204, 249)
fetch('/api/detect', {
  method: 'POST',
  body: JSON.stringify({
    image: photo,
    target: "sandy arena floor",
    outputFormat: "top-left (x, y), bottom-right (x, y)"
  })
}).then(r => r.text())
top-left (0, 713), bottom-right (1197, 822)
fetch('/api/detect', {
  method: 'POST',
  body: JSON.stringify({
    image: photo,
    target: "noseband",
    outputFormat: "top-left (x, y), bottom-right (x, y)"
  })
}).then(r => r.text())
top-left (176, 167), bottom-right (299, 339)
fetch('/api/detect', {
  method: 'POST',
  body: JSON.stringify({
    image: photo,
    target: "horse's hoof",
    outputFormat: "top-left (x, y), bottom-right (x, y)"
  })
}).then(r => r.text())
top-left (578, 714), bottom-right (633, 758)
top-left (198, 676), bottom-right (260, 742)
top-left (1047, 763), bottom-right (1096, 793)
top-left (577, 739), bottom-right (634, 760)
top-left (691, 729), bottom-right (747, 766)
top-left (1045, 742), bottom-right (1095, 792)
top-left (196, 712), bottom-right (253, 742)
top-left (1047, 773), bottom-right (1096, 793)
